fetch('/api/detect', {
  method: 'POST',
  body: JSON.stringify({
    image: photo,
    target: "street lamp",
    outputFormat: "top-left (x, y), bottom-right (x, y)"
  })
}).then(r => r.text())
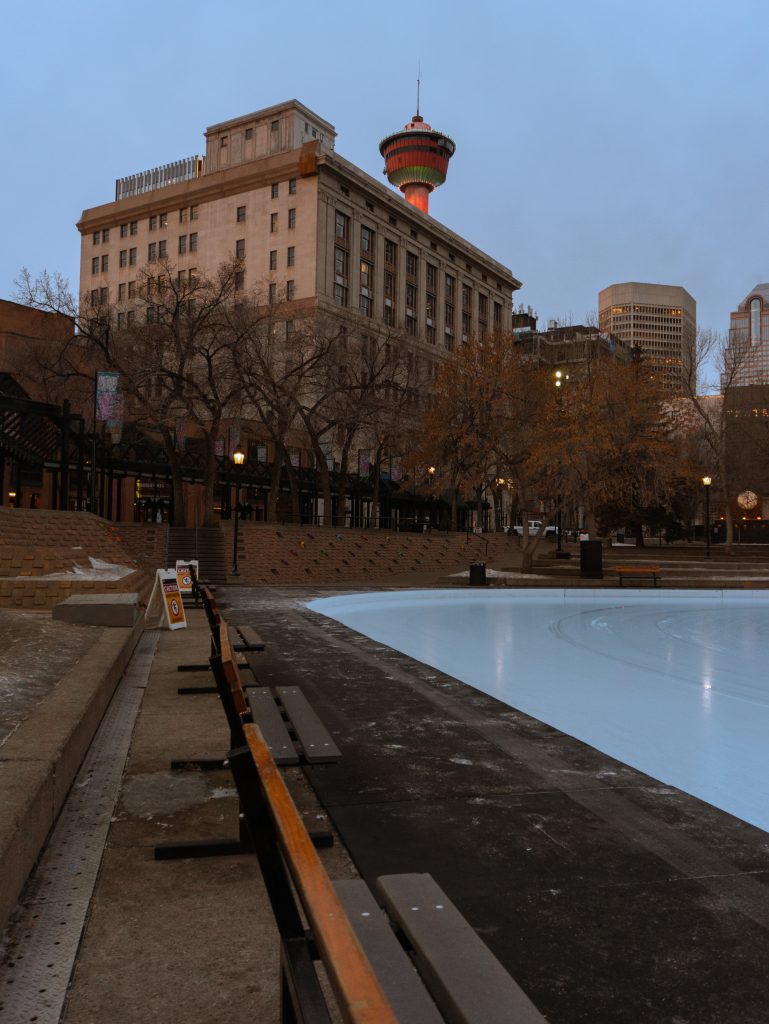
top-left (231, 444), bottom-right (246, 576)
top-left (702, 476), bottom-right (712, 558)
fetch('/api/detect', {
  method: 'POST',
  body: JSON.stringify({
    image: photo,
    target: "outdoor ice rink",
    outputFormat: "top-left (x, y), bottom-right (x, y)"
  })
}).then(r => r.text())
top-left (308, 589), bottom-right (769, 834)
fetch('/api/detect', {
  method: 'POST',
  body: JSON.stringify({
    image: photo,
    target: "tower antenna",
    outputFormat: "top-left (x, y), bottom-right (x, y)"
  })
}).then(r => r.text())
top-left (416, 63), bottom-right (421, 118)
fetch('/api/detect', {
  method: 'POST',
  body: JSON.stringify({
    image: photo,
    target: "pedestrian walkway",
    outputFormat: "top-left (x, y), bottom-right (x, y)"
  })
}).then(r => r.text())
top-left (3, 586), bottom-right (769, 1023)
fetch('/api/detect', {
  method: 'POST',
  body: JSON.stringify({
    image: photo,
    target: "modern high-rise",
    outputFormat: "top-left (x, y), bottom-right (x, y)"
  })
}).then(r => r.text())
top-left (598, 282), bottom-right (696, 395)
top-left (722, 284), bottom-right (769, 388)
top-left (77, 100), bottom-right (520, 358)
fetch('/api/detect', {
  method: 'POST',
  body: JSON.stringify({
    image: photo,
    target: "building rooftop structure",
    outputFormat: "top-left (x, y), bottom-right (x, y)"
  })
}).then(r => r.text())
top-left (723, 284), bottom-right (769, 389)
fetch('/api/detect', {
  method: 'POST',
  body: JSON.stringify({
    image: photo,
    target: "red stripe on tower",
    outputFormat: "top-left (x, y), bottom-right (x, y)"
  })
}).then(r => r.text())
top-left (379, 112), bottom-right (456, 215)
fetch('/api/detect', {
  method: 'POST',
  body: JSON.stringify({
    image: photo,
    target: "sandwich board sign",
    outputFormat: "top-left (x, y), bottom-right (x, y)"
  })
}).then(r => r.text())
top-left (144, 569), bottom-right (187, 630)
top-left (175, 560), bottom-right (199, 596)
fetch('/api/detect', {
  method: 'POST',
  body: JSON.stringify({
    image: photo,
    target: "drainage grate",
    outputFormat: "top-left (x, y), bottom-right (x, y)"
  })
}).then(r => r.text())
top-left (0, 632), bottom-right (158, 1024)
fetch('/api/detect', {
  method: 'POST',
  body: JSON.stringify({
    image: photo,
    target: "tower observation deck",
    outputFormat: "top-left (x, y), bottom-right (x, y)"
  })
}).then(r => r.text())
top-left (379, 112), bottom-right (456, 214)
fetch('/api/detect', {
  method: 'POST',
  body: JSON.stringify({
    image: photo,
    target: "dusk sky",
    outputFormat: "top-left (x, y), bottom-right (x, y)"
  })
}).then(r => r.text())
top-left (2, 0), bottom-right (767, 389)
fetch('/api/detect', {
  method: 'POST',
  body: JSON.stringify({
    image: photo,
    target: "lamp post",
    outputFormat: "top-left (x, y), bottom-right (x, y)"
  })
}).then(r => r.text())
top-left (702, 476), bottom-right (712, 558)
top-left (231, 444), bottom-right (245, 576)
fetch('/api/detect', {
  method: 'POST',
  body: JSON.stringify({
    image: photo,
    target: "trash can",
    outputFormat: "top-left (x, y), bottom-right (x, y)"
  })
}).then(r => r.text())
top-left (469, 561), bottom-right (487, 586)
top-left (580, 540), bottom-right (603, 579)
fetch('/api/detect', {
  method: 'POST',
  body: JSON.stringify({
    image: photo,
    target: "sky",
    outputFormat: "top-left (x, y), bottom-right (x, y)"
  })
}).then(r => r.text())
top-left (2, 0), bottom-right (768, 389)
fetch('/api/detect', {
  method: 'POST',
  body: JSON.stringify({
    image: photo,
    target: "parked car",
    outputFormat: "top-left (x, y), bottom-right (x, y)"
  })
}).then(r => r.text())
top-left (511, 520), bottom-right (557, 538)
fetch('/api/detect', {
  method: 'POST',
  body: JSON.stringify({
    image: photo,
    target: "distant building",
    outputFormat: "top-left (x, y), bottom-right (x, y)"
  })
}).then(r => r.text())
top-left (598, 282), bottom-right (696, 396)
top-left (78, 99), bottom-right (519, 359)
top-left (723, 284), bottom-right (769, 388)
top-left (510, 312), bottom-right (632, 374)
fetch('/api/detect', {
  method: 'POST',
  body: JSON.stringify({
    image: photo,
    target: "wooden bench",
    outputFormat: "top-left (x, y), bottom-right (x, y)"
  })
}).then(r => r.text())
top-left (614, 564), bottom-right (662, 587)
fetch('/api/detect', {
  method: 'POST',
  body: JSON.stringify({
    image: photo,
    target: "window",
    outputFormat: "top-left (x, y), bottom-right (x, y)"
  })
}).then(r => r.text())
top-left (426, 324), bottom-right (436, 344)
top-left (493, 301), bottom-right (502, 326)
top-left (406, 313), bottom-right (416, 336)
top-left (119, 250), bottom-right (127, 268)
top-left (384, 239), bottom-right (397, 266)
top-left (90, 289), bottom-right (98, 305)
top-left (189, 232), bottom-right (198, 252)
top-left (462, 312), bottom-right (471, 338)
top-left (159, 212), bottom-right (167, 228)
top-left (179, 208), bottom-right (188, 224)
top-left (190, 206), bottom-right (198, 221)
top-left (288, 178), bottom-right (296, 195)
top-left (101, 254), bottom-right (109, 272)
top-left (178, 235), bottom-right (187, 255)
top-left (287, 246), bottom-right (295, 267)
top-left (360, 260), bottom-right (373, 290)
top-left (445, 303), bottom-right (455, 330)
top-left (102, 229), bottom-right (109, 243)
top-left (478, 294), bottom-right (488, 320)
top-left (149, 215), bottom-right (157, 231)
top-left (334, 283), bottom-right (348, 307)
top-left (271, 183), bottom-right (279, 199)
top-left (384, 305), bottom-right (394, 326)
top-left (751, 298), bottom-right (761, 345)
top-left (462, 284), bottom-right (472, 308)
top-left (335, 211), bottom-right (349, 242)
top-left (269, 282), bottom-right (277, 304)
top-left (406, 252), bottom-right (418, 278)
top-left (91, 256), bottom-right (99, 275)
top-left (117, 312), bottom-right (125, 329)
top-left (235, 238), bottom-right (245, 259)
top-left (286, 279), bottom-right (295, 301)
top-left (220, 136), bottom-right (228, 148)
top-left (130, 220), bottom-right (138, 235)
top-left (126, 309), bottom-right (135, 327)
top-left (128, 281), bottom-right (136, 299)
top-left (286, 320), bottom-right (294, 338)
top-left (271, 119), bottom-right (279, 131)
top-left (245, 127), bottom-right (253, 140)
top-left (92, 231), bottom-right (100, 246)
top-left (235, 271), bottom-right (245, 291)
top-left (426, 264), bottom-right (436, 289)
top-left (270, 212), bottom-right (278, 232)
top-left (361, 226), bottom-right (374, 254)
top-left (360, 294), bottom-right (371, 317)
top-left (129, 247), bottom-right (137, 266)
top-left (288, 208), bottom-right (296, 229)
top-left (266, 250), bottom-right (276, 271)
top-left (120, 223), bottom-right (128, 238)
top-left (158, 240), bottom-right (167, 259)
top-left (426, 292), bottom-right (435, 319)
top-left (445, 274), bottom-right (455, 301)
top-left (118, 283), bottom-right (126, 301)
top-left (100, 287), bottom-right (108, 304)
top-left (148, 242), bottom-right (157, 262)
top-left (406, 283), bottom-right (417, 312)
top-left (334, 246), bottom-right (349, 279)
top-left (236, 205), bottom-right (246, 223)
top-left (384, 271), bottom-right (395, 301)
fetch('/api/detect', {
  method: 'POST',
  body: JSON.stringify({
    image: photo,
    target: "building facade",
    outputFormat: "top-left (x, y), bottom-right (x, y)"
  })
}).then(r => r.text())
top-left (78, 100), bottom-right (520, 366)
top-left (723, 284), bottom-right (769, 388)
top-left (598, 282), bottom-right (696, 396)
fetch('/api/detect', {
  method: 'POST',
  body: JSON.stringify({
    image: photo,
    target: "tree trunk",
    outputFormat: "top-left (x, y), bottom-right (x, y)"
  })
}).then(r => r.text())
top-left (283, 450), bottom-right (300, 524)
top-left (369, 444), bottom-right (382, 529)
top-left (310, 439), bottom-right (333, 527)
top-left (267, 441), bottom-right (285, 522)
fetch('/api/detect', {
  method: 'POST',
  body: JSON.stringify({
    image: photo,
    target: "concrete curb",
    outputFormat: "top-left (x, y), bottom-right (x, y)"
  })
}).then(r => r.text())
top-left (0, 618), bottom-right (145, 932)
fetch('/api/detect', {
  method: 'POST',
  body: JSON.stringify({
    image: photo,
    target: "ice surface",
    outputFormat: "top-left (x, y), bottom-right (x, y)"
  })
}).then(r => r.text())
top-left (6, 557), bottom-right (135, 581)
top-left (0, 611), bottom-right (101, 746)
top-left (307, 589), bottom-right (769, 834)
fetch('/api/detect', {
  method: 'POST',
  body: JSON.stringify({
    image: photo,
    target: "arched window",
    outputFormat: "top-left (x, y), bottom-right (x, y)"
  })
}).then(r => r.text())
top-left (750, 297), bottom-right (761, 345)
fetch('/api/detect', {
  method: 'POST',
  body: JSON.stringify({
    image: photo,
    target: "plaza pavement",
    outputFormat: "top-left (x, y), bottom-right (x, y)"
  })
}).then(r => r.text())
top-left (3, 555), bottom-right (769, 1022)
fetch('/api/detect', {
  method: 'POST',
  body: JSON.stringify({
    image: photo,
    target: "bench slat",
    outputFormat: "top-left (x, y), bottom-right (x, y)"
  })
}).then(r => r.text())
top-left (275, 686), bottom-right (341, 764)
top-left (333, 880), bottom-right (444, 1024)
top-left (236, 624), bottom-right (266, 651)
top-left (376, 873), bottom-right (546, 1024)
top-left (245, 688), bottom-right (300, 766)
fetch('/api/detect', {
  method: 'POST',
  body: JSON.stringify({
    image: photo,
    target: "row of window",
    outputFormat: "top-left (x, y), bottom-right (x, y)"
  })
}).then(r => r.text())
top-left (92, 208), bottom-right (200, 246)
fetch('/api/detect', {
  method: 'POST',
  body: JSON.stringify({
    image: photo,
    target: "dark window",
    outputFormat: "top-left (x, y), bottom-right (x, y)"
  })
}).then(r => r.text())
top-left (245, 127), bottom-right (253, 140)
top-left (119, 250), bottom-right (127, 268)
top-left (190, 206), bottom-right (198, 221)
top-left (128, 281), bottom-right (136, 299)
top-left (179, 208), bottom-right (188, 223)
top-left (335, 211), bottom-right (349, 242)
top-left (189, 233), bottom-right (198, 252)
top-left (118, 283), bottom-right (126, 301)
top-left (178, 235), bottom-right (187, 255)
top-left (334, 283), bottom-right (348, 307)
top-left (361, 226), bottom-right (374, 254)
top-left (286, 279), bottom-right (295, 301)
top-left (384, 239), bottom-right (397, 266)
top-left (287, 246), bottom-right (295, 267)
top-left (271, 183), bottom-right (279, 199)
top-left (235, 270), bottom-right (245, 291)
top-left (130, 220), bottom-right (138, 235)
top-left (91, 256), bottom-right (99, 275)
top-left (148, 242), bottom-right (157, 262)
top-left (129, 247), bottom-right (137, 266)
top-left (269, 250), bottom-right (277, 271)
top-left (158, 240), bottom-right (167, 259)
top-left (269, 283), bottom-right (277, 304)
top-left (235, 238), bottom-right (245, 259)
top-left (102, 229), bottom-right (109, 243)
top-left (288, 208), bottom-right (296, 229)
top-left (92, 231), bottom-right (100, 246)
top-left (101, 254), bottom-right (109, 272)
top-left (149, 215), bottom-right (157, 231)
top-left (334, 246), bottom-right (349, 279)
top-left (236, 206), bottom-right (246, 222)
top-left (270, 212), bottom-right (278, 232)
top-left (120, 223), bottom-right (128, 238)
top-left (159, 213), bottom-right (167, 228)
top-left (288, 178), bottom-right (297, 195)
top-left (406, 252), bottom-right (418, 278)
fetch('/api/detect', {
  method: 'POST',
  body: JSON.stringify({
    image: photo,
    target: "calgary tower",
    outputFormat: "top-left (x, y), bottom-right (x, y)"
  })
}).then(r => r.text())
top-left (379, 87), bottom-right (456, 215)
